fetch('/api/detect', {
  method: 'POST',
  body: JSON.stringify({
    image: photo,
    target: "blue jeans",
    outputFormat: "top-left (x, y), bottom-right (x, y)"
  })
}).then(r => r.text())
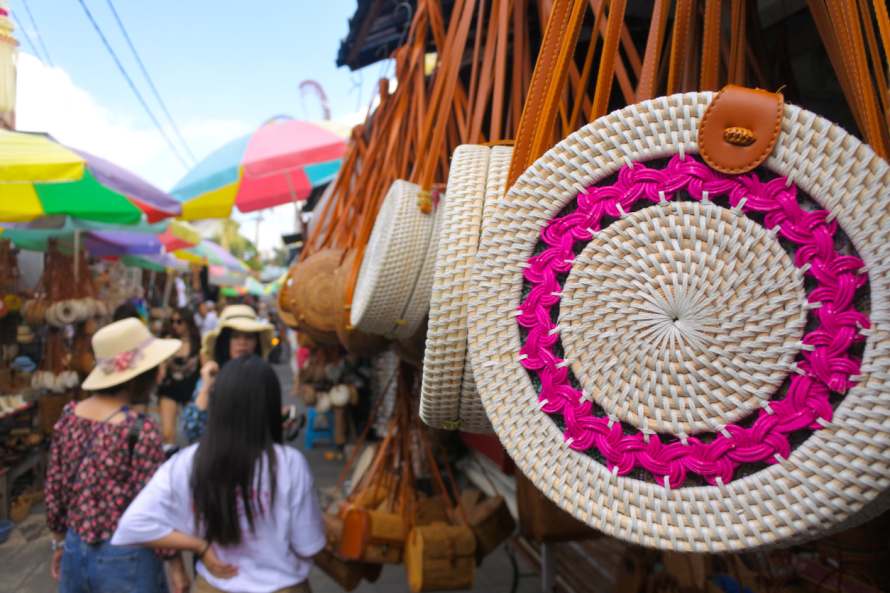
top-left (59, 531), bottom-right (169, 593)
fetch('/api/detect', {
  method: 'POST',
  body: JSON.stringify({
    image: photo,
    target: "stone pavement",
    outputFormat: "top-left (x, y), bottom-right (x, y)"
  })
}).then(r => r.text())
top-left (0, 360), bottom-right (543, 593)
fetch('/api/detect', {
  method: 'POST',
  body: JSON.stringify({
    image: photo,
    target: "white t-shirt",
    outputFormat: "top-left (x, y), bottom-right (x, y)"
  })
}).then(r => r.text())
top-left (201, 310), bottom-right (219, 336)
top-left (111, 444), bottom-right (326, 593)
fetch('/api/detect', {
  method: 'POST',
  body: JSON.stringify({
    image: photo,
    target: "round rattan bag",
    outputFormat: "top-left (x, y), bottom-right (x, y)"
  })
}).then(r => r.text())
top-left (420, 144), bottom-right (493, 432)
top-left (467, 91), bottom-right (890, 552)
top-left (351, 180), bottom-right (440, 339)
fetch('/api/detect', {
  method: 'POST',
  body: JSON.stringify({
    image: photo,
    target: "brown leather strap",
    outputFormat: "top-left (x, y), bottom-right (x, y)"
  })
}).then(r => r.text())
top-left (569, 0), bottom-right (606, 129)
top-left (700, 0), bottom-right (722, 91)
top-left (507, 0), bottom-right (577, 189)
top-left (590, 0), bottom-right (627, 119)
top-left (636, 0), bottom-right (670, 101)
top-left (727, 0), bottom-right (746, 85)
top-left (668, 0), bottom-right (694, 94)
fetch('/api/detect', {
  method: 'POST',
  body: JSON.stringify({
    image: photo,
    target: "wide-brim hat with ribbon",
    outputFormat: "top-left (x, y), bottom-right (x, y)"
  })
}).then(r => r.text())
top-left (468, 89), bottom-right (890, 552)
top-left (82, 318), bottom-right (181, 391)
top-left (201, 304), bottom-right (275, 360)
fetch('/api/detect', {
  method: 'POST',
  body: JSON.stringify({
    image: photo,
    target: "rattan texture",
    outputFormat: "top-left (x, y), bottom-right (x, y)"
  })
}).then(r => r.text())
top-left (351, 179), bottom-right (435, 338)
top-left (399, 188), bottom-right (446, 340)
top-left (458, 146), bottom-right (513, 433)
top-left (420, 145), bottom-right (491, 430)
top-left (466, 92), bottom-right (890, 552)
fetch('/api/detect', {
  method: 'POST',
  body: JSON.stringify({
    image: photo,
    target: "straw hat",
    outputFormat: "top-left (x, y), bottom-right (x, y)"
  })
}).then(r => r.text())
top-left (468, 91), bottom-right (890, 552)
top-left (201, 304), bottom-right (275, 360)
top-left (16, 326), bottom-right (35, 345)
top-left (82, 318), bottom-right (181, 391)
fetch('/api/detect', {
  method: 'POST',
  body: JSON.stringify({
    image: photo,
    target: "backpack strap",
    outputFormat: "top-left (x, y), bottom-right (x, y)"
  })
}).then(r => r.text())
top-left (127, 413), bottom-right (147, 462)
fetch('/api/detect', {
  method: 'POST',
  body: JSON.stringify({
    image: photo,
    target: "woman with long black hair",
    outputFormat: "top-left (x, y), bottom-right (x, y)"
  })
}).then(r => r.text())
top-left (112, 355), bottom-right (325, 593)
top-left (157, 307), bottom-right (202, 445)
top-left (180, 305), bottom-right (274, 443)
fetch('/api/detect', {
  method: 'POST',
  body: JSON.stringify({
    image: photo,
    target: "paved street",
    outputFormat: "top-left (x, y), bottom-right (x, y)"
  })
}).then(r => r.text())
top-left (0, 361), bottom-right (541, 593)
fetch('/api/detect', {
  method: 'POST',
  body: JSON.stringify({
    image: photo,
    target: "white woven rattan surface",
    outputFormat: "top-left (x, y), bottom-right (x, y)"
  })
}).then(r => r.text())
top-left (562, 201), bottom-right (806, 436)
top-left (398, 189), bottom-right (446, 339)
top-left (466, 92), bottom-right (890, 552)
top-left (458, 146), bottom-right (513, 433)
top-left (352, 179), bottom-right (434, 337)
top-left (420, 145), bottom-right (491, 429)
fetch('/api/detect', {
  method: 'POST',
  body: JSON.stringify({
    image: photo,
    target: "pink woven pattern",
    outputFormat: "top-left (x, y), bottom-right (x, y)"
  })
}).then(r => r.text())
top-left (518, 156), bottom-right (869, 487)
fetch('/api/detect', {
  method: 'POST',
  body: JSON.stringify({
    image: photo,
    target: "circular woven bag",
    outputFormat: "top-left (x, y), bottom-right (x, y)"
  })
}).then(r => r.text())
top-left (332, 249), bottom-right (391, 357)
top-left (420, 144), bottom-right (491, 430)
top-left (457, 145), bottom-right (513, 433)
top-left (289, 254), bottom-right (341, 345)
top-left (351, 179), bottom-right (440, 339)
top-left (467, 92), bottom-right (890, 552)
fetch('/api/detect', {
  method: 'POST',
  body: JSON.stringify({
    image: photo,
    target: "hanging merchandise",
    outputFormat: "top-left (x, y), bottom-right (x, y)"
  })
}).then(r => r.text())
top-left (31, 328), bottom-right (78, 393)
top-left (290, 248), bottom-right (345, 344)
top-left (420, 145), bottom-right (515, 433)
top-left (21, 239), bottom-right (108, 328)
top-left (467, 22), bottom-right (890, 552)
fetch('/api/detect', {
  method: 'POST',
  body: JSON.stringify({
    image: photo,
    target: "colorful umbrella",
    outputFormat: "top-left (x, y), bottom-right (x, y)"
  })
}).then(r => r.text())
top-left (179, 240), bottom-right (248, 271)
top-left (219, 276), bottom-right (266, 297)
top-left (0, 218), bottom-right (200, 255)
top-left (171, 119), bottom-right (350, 219)
top-left (0, 131), bottom-right (182, 224)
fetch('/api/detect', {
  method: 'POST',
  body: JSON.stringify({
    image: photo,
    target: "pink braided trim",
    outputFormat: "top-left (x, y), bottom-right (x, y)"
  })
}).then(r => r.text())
top-left (518, 156), bottom-right (869, 487)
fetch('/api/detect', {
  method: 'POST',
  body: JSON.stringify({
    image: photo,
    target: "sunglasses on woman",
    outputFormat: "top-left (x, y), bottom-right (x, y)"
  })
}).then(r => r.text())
top-left (172, 318), bottom-right (184, 325)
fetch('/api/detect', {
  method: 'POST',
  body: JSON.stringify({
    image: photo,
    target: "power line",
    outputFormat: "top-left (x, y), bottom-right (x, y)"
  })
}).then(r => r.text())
top-left (19, 0), bottom-right (54, 67)
top-left (103, 0), bottom-right (196, 163)
top-left (73, 0), bottom-right (190, 170)
top-left (9, 10), bottom-right (45, 66)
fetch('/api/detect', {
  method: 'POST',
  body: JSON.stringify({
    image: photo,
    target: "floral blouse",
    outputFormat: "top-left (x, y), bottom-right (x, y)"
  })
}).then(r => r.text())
top-left (181, 379), bottom-right (209, 444)
top-left (45, 402), bottom-right (173, 558)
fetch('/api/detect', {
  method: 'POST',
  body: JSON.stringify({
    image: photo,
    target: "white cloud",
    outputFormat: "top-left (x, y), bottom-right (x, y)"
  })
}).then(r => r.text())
top-left (14, 53), bottom-right (253, 192)
top-left (14, 53), bottom-right (306, 255)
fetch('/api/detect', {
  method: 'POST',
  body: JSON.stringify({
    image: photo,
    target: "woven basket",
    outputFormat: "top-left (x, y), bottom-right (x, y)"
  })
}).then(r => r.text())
top-left (277, 265), bottom-right (298, 328)
top-left (291, 249), bottom-right (345, 343)
top-left (391, 315), bottom-right (428, 368)
top-left (352, 180), bottom-right (440, 339)
top-left (333, 249), bottom-right (391, 357)
top-left (288, 266), bottom-right (340, 347)
top-left (420, 145), bottom-right (491, 431)
top-left (406, 523), bottom-right (476, 592)
top-left (457, 146), bottom-right (513, 434)
top-left (467, 92), bottom-right (890, 553)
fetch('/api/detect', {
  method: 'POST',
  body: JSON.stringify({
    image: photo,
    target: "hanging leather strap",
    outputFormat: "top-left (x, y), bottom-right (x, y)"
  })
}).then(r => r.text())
top-left (590, 0), bottom-right (628, 119)
top-left (700, 0), bottom-right (722, 91)
top-left (667, 0), bottom-right (694, 94)
top-left (727, 0), bottom-right (746, 85)
top-left (636, 0), bottom-right (671, 100)
top-left (507, 0), bottom-right (578, 188)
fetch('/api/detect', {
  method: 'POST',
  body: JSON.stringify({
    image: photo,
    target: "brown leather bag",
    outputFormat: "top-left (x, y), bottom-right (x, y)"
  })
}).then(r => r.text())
top-left (338, 506), bottom-right (406, 564)
top-left (515, 470), bottom-right (598, 543)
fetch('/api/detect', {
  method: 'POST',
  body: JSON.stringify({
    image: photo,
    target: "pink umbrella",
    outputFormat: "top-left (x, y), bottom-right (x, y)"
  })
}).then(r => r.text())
top-left (171, 119), bottom-right (351, 219)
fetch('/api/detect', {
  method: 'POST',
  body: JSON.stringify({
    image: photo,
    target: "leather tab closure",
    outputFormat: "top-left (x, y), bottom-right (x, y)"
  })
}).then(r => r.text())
top-left (698, 85), bottom-right (784, 174)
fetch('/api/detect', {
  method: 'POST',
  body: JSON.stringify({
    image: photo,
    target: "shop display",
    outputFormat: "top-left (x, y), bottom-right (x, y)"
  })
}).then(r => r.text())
top-left (420, 145), bottom-right (493, 433)
top-left (467, 82), bottom-right (890, 552)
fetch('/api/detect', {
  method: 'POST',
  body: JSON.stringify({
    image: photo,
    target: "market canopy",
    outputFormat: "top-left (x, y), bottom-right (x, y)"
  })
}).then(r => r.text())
top-left (171, 119), bottom-right (350, 219)
top-left (178, 240), bottom-right (248, 272)
top-left (0, 131), bottom-right (182, 224)
top-left (0, 217), bottom-right (200, 256)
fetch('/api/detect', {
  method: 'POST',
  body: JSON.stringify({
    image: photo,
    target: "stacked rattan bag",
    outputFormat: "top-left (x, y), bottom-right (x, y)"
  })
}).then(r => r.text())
top-left (467, 86), bottom-right (890, 552)
top-left (420, 145), bottom-right (513, 433)
top-left (351, 180), bottom-right (442, 340)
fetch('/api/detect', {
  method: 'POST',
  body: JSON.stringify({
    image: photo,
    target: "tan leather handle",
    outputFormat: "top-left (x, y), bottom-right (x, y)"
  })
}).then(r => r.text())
top-left (590, 0), bottom-right (628, 119)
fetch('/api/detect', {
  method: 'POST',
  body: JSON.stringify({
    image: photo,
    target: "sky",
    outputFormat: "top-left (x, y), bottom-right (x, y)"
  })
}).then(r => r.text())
top-left (9, 0), bottom-right (393, 253)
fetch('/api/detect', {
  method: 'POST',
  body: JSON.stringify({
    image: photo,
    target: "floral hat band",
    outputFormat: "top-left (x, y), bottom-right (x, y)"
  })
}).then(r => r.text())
top-left (97, 335), bottom-right (155, 375)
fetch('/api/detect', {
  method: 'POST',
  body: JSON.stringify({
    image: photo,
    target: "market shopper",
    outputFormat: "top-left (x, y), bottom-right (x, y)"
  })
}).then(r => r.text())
top-left (157, 308), bottom-right (202, 445)
top-left (181, 304), bottom-right (274, 443)
top-left (112, 354), bottom-right (326, 593)
top-left (200, 301), bottom-right (220, 337)
top-left (44, 318), bottom-right (190, 593)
